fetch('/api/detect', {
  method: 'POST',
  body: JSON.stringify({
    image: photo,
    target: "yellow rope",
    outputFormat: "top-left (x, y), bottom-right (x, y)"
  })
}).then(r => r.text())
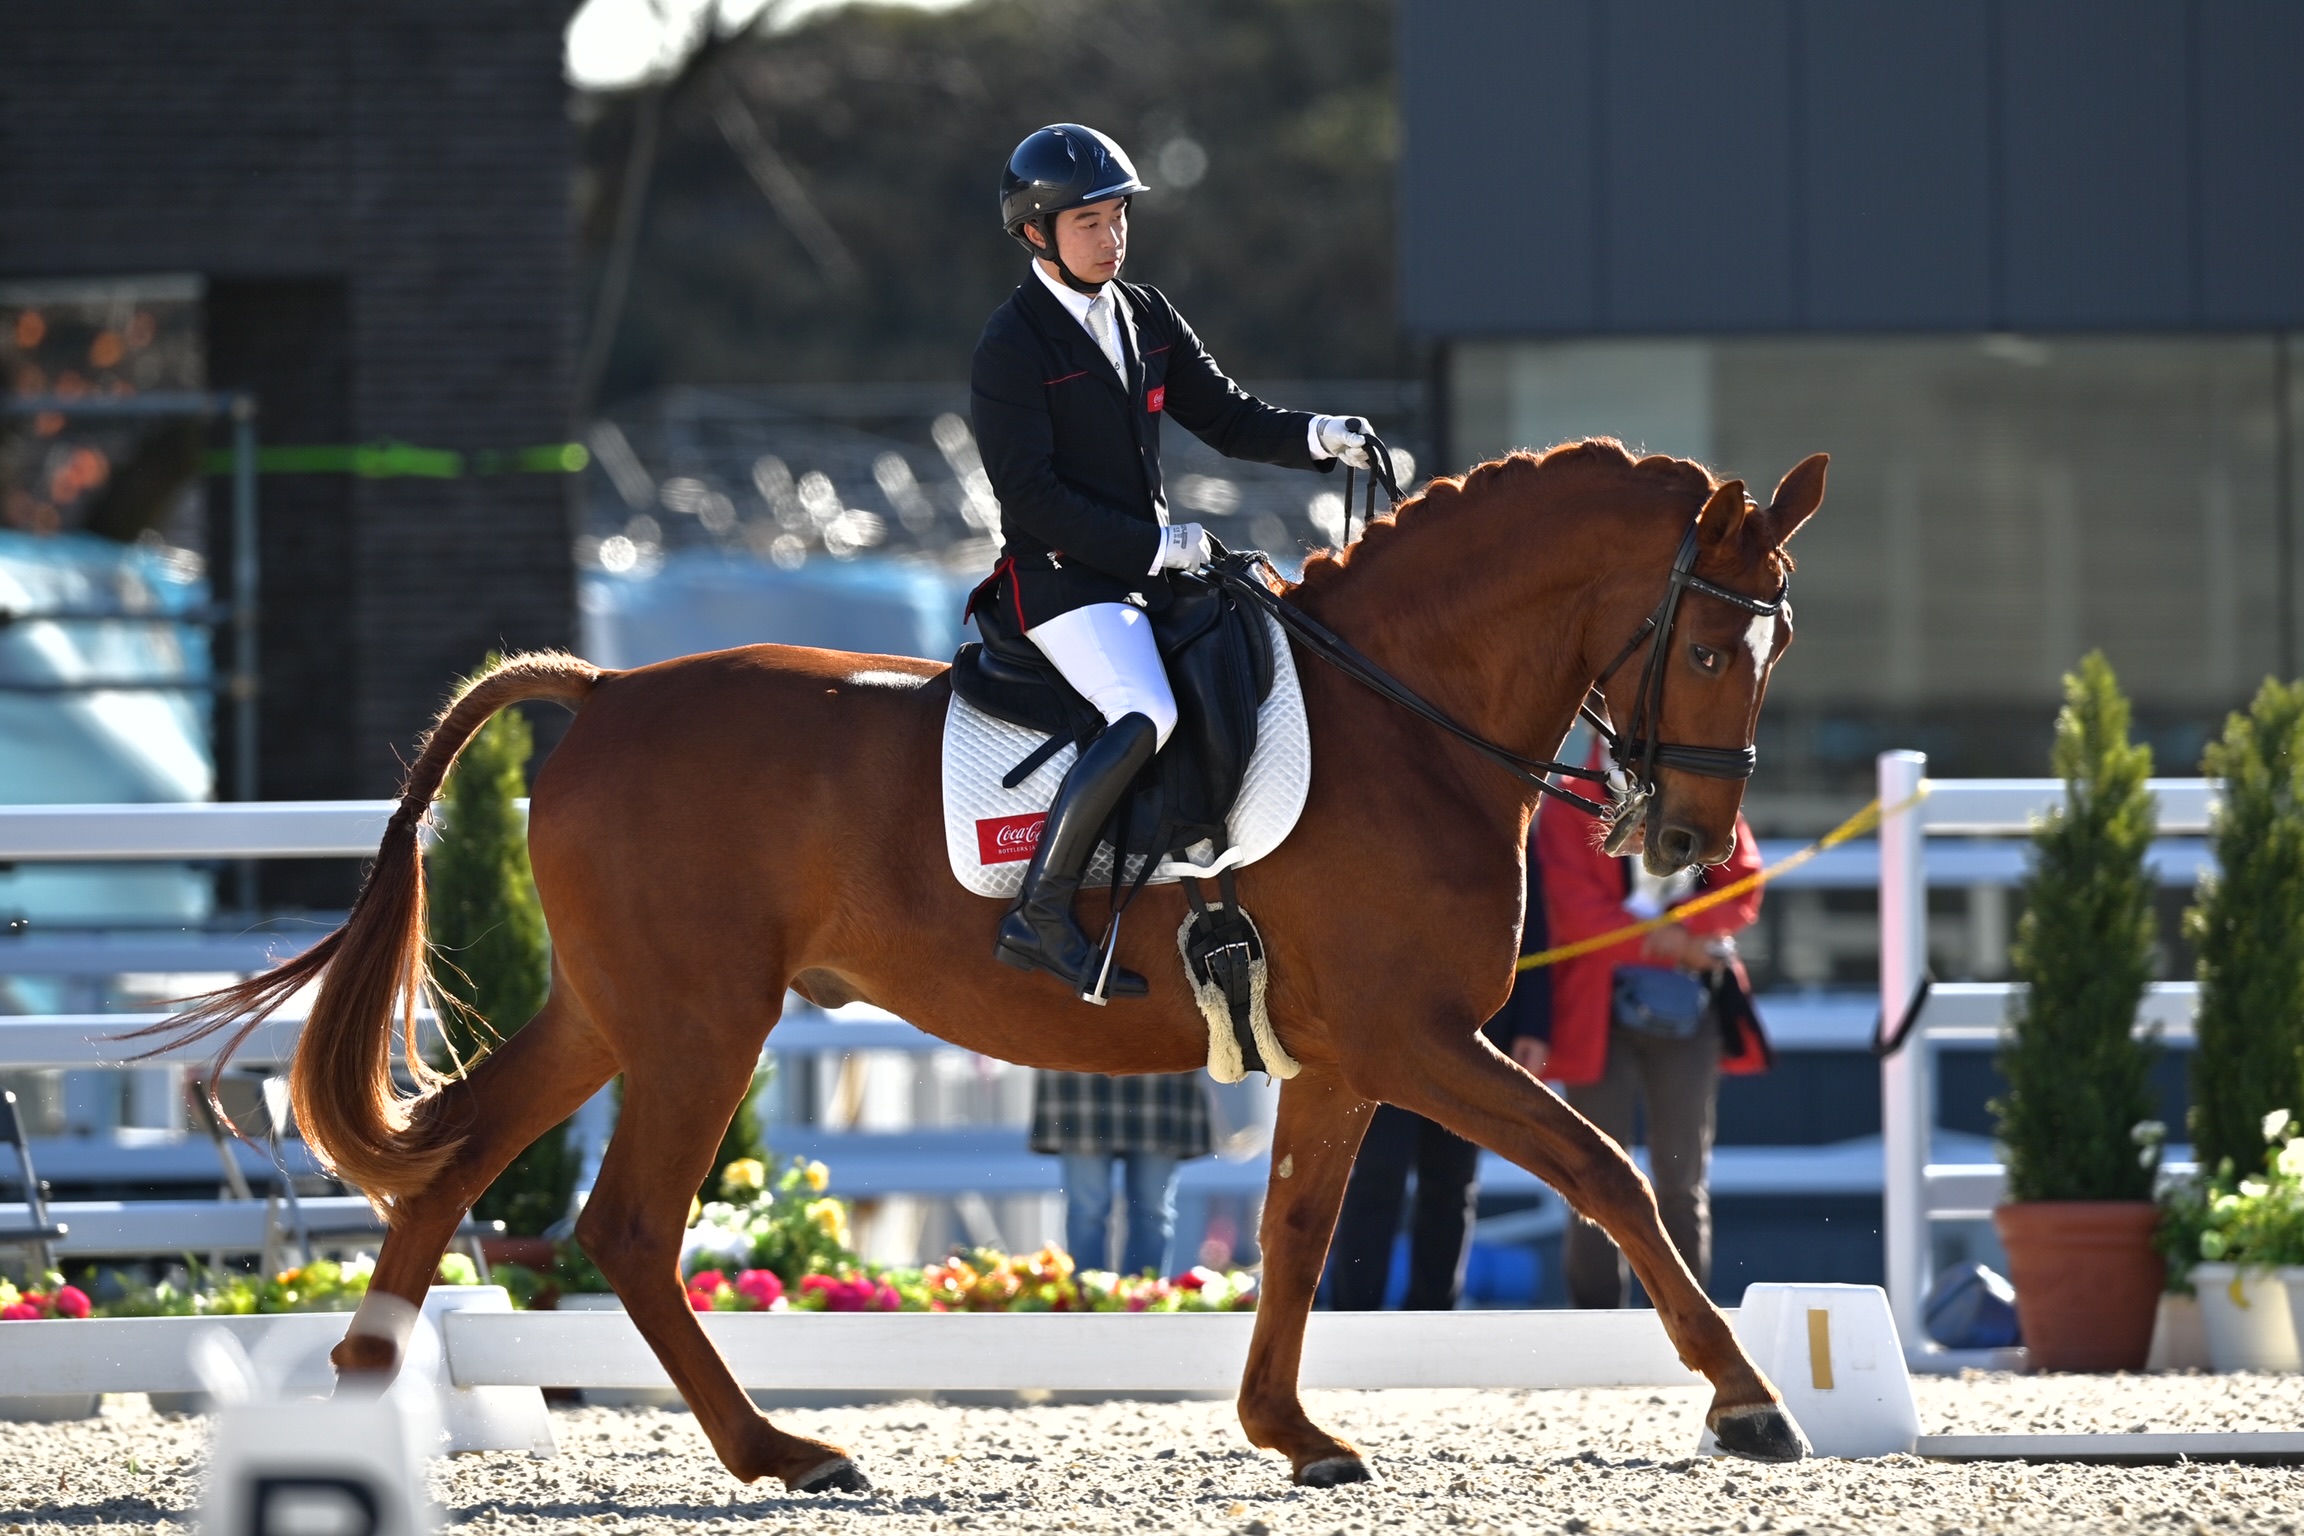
top-left (1514, 784), bottom-right (1933, 972)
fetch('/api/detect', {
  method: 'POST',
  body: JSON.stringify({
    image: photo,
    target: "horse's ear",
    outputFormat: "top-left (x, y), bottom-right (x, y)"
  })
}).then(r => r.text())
top-left (1761, 453), bottom-right (1828, 547)
top-left (1696, 479), bottom-right (1748, 547)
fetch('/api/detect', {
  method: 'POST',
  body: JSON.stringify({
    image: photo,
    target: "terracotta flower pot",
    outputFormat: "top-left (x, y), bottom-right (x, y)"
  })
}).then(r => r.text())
top-left (1993, 1201), bottom-right (2161, 1371)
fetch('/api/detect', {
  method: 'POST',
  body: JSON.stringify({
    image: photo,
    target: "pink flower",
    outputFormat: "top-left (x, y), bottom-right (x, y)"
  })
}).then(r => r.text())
top-left (52, 1286), bottom-right (90, 1319)
top-left (1, 1303), bottom-right (40, 1321)
top-left (873, 1282), bottom-right (901, 1312)
top-left (734, 1270), bottom-right (784, 1308)
top-left (687, 1269), bottom-right (727, 1293)
top-left (1172, 1270), bottom-right (1206, 1291)
top-left (687, 1288), bottom-right (715, 1312)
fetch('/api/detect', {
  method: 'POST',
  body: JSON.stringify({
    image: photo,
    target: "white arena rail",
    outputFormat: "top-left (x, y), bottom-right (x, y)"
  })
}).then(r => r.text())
top-left (1875, 752), bottom-right (2216, 1368)
top-left (0, 800), bottom-right (410, 861)
top-left (0, 1307), bottom-right (1707, 1396)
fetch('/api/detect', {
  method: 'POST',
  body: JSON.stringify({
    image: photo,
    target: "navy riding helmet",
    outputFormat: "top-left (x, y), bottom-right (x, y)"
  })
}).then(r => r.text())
top-left (999, 125), bottom-right (1149, 289)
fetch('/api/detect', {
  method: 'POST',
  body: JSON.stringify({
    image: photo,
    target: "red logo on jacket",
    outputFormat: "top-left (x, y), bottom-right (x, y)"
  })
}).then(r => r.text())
top-left (1146, 386), bottom-right (1165, 414)
top-left (976, 812), bottom-right (1046, 864)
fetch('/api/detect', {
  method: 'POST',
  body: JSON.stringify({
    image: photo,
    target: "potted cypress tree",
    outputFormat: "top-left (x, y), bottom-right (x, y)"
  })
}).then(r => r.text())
top-left (1992, 652), bottom-right (2164, 1370)
top-left (429, 688), bottom-right (576, 1251)
top-left (2175, 677), bottom-right (2304, 1368)
top-left (2187, 678), bottom-right (2304, 1178)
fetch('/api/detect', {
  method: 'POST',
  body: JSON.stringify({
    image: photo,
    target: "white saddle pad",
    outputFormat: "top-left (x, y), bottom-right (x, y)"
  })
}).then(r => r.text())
top-left (942, 610), bottom-right (1310, 899)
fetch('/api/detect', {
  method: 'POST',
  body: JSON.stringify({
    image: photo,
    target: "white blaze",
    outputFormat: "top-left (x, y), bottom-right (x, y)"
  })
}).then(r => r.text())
top-left (1745, 613), bottom-right (1779, 672)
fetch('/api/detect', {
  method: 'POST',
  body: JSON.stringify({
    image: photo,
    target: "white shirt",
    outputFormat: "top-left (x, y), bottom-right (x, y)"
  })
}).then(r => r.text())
top-left (1032, 260), bottom-right (1126, 379)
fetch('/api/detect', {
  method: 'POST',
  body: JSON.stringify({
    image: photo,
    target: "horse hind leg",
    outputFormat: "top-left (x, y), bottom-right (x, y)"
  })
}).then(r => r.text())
top-left (576, 1027), bottom-right (865, 1493)
top-left (1377, 1035), bottom-right (1808, 1463)
top-left (1235, 1067), bottom-right (1379, 1486)
top-left (334, 982), bottom-right (616, 1379)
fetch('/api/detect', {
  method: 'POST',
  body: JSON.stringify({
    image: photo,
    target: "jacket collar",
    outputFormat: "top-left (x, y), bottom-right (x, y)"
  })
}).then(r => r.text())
top-left (1018, 272), bottom-right (1138, 400)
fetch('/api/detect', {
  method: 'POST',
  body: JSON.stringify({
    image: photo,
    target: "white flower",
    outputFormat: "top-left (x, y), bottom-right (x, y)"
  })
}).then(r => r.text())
top-left (2277, 1138), bottom-right (2304, 1182)
top-left (2263, 1108), bottom-right (2293, 1144)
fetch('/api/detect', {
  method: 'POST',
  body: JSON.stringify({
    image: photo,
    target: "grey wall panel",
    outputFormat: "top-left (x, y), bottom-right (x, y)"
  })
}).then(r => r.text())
top-left (1599, 0), bottom-right (1795, 329)
top-left (2197, 1), bottom-right (2304, 326)
top-left (1800, 2), bottom-right (1992, 328)
top-left (1998, 0), bottom-right (2190, 327)
top-left (1398, 0), bottom-right (1597, 335)
top-left (1400, 1), bottom-right (2304, 334)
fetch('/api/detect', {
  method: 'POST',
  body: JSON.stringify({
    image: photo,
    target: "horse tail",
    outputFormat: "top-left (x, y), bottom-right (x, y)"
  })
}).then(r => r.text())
top-left (131, 650), bottom-right (602, 1212)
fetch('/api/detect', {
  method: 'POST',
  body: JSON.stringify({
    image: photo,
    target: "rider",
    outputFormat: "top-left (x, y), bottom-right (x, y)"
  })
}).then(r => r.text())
top-left (972, 123), bottom-right (1374, 1001)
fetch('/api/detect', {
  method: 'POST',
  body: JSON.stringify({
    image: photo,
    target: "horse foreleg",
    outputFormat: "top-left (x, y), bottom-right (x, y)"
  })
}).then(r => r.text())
top-left (1235, 1067), bottom-right (1377, 1485)
top-left (334, 986), bottom-right (613, 1380)
top-left (1380, 1036), bottom-right (1809, 1462)
top-left (576, 1047), bottom-right (867, 1493)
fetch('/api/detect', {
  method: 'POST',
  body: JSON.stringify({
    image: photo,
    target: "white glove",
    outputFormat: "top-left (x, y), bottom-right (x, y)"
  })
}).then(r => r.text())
top-left (1313, 414), bottom-right (1373, 470)
top-left (1155, 521), bottom-right (1212, 572)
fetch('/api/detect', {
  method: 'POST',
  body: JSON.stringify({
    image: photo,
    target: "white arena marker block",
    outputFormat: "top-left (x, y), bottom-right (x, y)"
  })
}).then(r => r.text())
top-left (203, 1396), bottom-right (437, 1536)
top-left (1703, 1283), bottom-right (1920, 1459)
top-left (423, 1286), bottom-right (556, 1457)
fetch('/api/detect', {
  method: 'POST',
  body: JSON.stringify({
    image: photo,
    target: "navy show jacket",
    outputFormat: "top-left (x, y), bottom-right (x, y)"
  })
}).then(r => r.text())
top-left (968, 274), bottom-right (1326, 630)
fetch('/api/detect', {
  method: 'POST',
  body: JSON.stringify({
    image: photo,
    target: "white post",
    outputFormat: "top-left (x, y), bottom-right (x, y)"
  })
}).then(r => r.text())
top-left (1877, 750), bottom-right (1930, 1353)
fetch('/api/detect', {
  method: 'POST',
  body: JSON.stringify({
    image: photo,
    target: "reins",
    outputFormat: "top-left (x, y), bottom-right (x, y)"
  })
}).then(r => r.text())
top-left (1207, 441), bottom-right (1788, 845)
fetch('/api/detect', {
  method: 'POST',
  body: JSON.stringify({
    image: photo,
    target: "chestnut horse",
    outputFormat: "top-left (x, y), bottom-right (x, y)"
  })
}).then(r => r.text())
top-left (160, 438), bottom-right (1826, 1493)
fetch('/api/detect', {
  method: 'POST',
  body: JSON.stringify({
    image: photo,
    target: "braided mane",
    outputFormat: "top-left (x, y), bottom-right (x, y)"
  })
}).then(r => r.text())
top-left (1292, 437), bottom-right (1720, 594)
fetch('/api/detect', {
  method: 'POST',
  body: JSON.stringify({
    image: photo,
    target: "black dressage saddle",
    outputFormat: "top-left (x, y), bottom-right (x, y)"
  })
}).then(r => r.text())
top-left (952, 572), bottom-right (1276, 867)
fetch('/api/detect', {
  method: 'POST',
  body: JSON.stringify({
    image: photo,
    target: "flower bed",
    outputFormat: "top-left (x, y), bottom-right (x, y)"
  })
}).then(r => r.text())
top-left (0, 1274), bottom-right (91, 1321)
top-left (2, 1254), bottom-right (484, 1321)
top-left (508, 1157), bottom-right (1258, 1316)
top-left (19, 1157), bottom-right (1257, 1321)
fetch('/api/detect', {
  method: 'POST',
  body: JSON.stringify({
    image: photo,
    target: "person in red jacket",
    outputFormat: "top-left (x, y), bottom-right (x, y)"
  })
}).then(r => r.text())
top-left (1536, 745), bottom-right (1771, 1309)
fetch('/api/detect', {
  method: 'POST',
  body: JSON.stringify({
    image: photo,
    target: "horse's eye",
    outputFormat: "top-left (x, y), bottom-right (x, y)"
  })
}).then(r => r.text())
top-left (1691, 644), bottom-right (1723, 675)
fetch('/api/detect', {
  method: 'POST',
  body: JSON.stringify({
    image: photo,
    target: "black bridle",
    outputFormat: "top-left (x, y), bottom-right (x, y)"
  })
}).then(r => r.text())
top-left (1210, 437), bottom-right (1787, 853)
top-left (1577, 519), bottom-right (1787, 853)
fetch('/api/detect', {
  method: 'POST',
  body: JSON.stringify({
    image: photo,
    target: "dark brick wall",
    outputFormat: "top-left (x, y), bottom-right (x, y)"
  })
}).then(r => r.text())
top-left (0, 2), bottom-right (576, 797)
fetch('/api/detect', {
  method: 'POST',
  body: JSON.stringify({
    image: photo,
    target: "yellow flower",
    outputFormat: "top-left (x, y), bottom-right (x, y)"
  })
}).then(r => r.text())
top-left (687, 1194), bottom-right (703, 1228)
top-left (805, 1198), bottom-right (850, 1248)
top-left (803, 1160), bottom-right (830, 1193)
top-left (722, 1158), bottom-right (767, 1194)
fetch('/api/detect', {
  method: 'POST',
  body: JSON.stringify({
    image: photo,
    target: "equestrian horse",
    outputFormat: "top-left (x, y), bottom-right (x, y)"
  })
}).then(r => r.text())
top-left (157, 438), bottom-right (1827, 1493)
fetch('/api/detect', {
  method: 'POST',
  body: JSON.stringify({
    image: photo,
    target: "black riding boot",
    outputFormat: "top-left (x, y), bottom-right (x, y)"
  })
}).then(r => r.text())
top-left (995, 711), bottom-right (1158, 1001)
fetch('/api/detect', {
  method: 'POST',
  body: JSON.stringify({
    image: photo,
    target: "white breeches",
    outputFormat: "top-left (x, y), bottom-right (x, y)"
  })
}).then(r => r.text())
top-left (1027, 601), bottom-right (1178, 750)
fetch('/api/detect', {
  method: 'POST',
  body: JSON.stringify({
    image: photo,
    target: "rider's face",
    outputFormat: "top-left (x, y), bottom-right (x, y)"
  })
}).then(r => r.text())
top-left (1034, 197), bottom-right (1127, 282)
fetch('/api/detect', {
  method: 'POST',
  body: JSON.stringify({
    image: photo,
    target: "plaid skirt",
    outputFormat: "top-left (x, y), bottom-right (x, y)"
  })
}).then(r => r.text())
top-left (1029, 1070), bottom-right (1213, 1159)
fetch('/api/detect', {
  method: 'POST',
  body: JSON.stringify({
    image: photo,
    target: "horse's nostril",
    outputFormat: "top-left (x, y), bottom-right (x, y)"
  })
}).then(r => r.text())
top-left (1656, 825), bottom-right (1698, 865)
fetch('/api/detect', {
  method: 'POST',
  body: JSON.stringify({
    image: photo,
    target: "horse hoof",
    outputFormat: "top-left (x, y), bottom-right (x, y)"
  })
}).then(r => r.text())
top-left (1709, 1404), bottom-right (1811, 1463)
top-left (1297, 1454), bottom-right (1373, 1488)
top-left (792, 1458), bottom-right (872, 1494)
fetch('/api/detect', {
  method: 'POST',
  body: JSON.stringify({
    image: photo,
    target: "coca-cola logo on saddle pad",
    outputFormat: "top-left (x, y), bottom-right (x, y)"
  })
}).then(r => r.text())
top-left (975, 812), bottom-right (1046, 865)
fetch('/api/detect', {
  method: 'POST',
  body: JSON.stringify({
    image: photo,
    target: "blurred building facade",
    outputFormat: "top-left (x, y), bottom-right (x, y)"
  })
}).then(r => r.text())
top-left (1401, 0), bottom-right (2304, 1296)
top-left (0, 1), bottom-right (577, 807)
top-left (1401, 1), bottom-right (2304, 799)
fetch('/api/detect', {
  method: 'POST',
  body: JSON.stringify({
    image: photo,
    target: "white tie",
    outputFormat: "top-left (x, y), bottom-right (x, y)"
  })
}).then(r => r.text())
top-left (1085, 292), bottom-right (1124, 378)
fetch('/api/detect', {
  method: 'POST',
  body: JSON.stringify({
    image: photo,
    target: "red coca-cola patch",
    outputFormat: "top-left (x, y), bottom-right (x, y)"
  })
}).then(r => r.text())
top-left (976, 812), bottom-right (1047, 865)
top-left (1146, 386), bottom-right (1165, 414)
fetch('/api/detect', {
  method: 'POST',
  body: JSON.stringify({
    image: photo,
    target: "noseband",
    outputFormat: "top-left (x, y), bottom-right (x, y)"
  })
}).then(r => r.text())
top-left (1580, 519), bottom-right (1786, 852)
